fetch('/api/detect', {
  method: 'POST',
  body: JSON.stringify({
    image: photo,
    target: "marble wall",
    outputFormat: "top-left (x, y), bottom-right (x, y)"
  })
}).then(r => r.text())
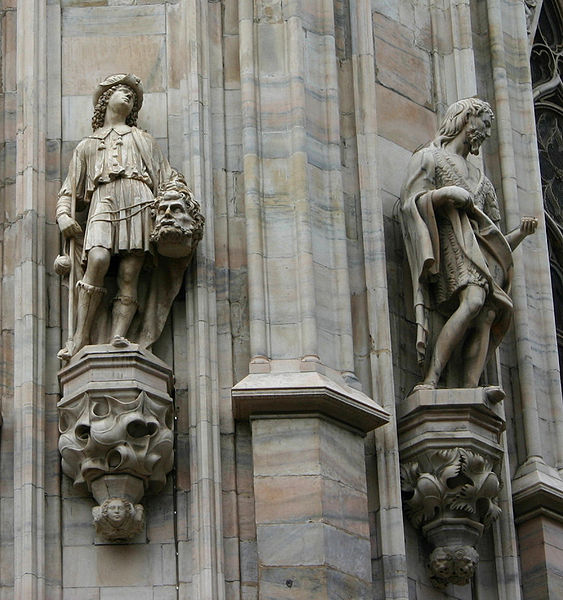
top-left (0, 0), bottom-right (561, 599)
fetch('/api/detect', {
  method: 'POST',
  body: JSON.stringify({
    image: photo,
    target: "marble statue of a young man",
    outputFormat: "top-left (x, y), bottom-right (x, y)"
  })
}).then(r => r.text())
top-left (400, 98), bottom-right (537, 393)
top-left (56, 74), bottom-right (183, 359)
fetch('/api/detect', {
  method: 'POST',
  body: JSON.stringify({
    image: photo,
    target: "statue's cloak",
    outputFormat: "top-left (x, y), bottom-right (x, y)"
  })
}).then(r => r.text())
top-left (399, 143), bottom-right (514, 367)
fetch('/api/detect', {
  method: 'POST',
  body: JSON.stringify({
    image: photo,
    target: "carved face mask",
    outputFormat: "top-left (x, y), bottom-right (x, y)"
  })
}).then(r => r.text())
top-left (106, 498), bottom-right (128, 524)
top-left (151, 191), bottom-right (196, 257)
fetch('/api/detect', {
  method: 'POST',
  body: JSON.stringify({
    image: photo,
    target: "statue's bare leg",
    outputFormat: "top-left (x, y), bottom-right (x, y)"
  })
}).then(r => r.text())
top-left (111, 252), bottom-right (145, 345)
top-left (462, 306), bottom-right (496, 388)
top-left (420, 285), bottom-right (486, 388)
top-left (59, 246), bottom-right (110, 359)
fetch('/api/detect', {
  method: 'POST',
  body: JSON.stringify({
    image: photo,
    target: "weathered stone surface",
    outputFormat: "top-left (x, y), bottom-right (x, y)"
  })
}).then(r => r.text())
top-left (250, 415), bottom-right (373, 596)
top-left (1, 0), bottom-right (561, 598)
top-left (398, 387), bottom-right (506, 588)
top-left (58, 344), bottom-right (174, 541)
top-left (233, 371), bottom-right (389, 433)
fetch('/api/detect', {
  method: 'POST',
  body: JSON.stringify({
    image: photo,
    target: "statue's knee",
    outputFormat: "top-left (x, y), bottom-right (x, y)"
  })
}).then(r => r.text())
top-left (119, 260), bottom-right (143, 286)
top-left (87, 247), bottom-right (111, 274)
top-left (463, 287), bottom-right (486, 318)
top-left (484, 308), bottom-right (496, 325)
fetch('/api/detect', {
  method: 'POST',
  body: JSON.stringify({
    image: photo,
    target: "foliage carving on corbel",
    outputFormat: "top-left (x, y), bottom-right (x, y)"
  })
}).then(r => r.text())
top-left (401, 448), bottom-right (501, 528)
top-left (401, 448), bottom-right (501, 587)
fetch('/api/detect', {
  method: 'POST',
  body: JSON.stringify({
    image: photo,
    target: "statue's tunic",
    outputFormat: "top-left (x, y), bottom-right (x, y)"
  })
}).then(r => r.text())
top-left (400, 142), bottom-right (514, 366)
top-left (56, 125), bottom-right (174, 262)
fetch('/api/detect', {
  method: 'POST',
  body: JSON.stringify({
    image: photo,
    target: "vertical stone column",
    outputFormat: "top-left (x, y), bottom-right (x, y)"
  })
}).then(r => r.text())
top-left (236, 1), bottom-right (392, 597)
top-left (180, 1), bottom-right (226, 597)
top-left (485, 2), bottom-right (563, 598)
top-left (13, 0), bottom-right (50, 597)
top-left (233, 374), bottom-right (389, 598)
top-left (238, 0), bottom-right (355, 371)
top-left (429, 0), bottom-right (478, 113)
top-left (252, 416), bottom-right (371, 598)
top-left (350, 2), bottom-right (411, 596)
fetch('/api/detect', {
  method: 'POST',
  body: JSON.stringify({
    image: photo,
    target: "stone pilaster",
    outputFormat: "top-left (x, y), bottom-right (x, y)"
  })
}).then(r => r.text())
top-left (180, 1), bottom-right (226, 596)
top-left (237, 0), bottom-right (406, 596)
top-left (233, 370), bottom-right (389, 598)
top-left (13, 0), bottom-right (50, 597)
top-left (512, 461), bottom-right (563, 599)
top-left (485, 3), bottom-right (563, 598)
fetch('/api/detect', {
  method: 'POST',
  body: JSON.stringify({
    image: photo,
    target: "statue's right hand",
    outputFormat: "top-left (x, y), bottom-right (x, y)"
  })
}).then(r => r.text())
top-left (58, 214), bottom-right (82, 238)
top-left (442, 186), bottom-right (473, 210)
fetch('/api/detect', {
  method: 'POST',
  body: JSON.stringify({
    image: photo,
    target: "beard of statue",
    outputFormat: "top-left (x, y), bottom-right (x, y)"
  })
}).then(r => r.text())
top-left (151, 220), bottom-right (194, 258)
top-left (466, 125), bottom-right (486, 155)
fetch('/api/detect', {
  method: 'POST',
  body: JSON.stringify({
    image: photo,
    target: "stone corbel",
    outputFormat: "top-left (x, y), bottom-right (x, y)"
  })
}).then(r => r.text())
top-left (398, 388), bottom-right (506, 588)
top-left (401, 447), bottom-right (500, 588)
top-left (58, 344), bottom-right (175, 542)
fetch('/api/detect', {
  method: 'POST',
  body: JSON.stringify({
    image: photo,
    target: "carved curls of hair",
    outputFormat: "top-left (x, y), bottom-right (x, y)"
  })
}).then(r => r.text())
top-left (436, 98), bottom-right (494, 145)
top-left (154, 175), bottom-right (206, 243)
top-left (91, 85), bottom-right (140, 132)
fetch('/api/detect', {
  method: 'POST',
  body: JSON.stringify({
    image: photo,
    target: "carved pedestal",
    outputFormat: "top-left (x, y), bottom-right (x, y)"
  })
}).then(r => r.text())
top-left (398, 388), bottom-right (505, 589)
top-left (58, 344), bottom-right (174, 542)
top-left (233, 369), bottom-right (389, 599)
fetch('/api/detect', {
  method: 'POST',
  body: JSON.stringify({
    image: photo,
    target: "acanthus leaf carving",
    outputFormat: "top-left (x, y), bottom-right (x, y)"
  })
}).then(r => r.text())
top-left (401, 447), bottom-right (501, 588)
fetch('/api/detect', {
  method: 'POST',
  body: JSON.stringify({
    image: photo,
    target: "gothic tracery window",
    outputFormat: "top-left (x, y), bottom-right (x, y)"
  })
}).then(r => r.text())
top-left (531, 0), bottom-right (563, 379)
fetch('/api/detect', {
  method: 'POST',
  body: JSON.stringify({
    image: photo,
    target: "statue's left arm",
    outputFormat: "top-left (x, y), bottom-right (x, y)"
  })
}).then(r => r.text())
top-left (505, 216), bottom-right (538, 251)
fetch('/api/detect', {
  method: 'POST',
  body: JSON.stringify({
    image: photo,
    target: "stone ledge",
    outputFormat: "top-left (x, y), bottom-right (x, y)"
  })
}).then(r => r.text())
top-left (232, 371), bottom-right (389, 434)
top-left (58, 343), bottom-right (174, 394)
top-left (398, 388), bottom-right (506, 462)
top-left (512, 460), bottom-right (563, 523)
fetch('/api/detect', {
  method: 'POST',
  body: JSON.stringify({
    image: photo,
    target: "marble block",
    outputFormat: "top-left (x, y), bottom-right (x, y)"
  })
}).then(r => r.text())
top-left (250, 415), bottom-right (374, 599)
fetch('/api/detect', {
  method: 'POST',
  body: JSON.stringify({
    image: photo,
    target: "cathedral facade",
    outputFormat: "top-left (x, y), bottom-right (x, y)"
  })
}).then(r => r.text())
top-left (0, 0), bottom-right (561, 598)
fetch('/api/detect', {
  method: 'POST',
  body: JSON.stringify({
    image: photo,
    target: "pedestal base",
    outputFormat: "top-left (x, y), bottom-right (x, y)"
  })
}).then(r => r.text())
top-left (398, 387), bottom-right (506, 588)
top-left (58, 344), bottom-right (175, 543)
top-left (233, 369), bottom-right (389, 598)
top-left (232, 370), bottom-right (389, 433)
top-left (398, 386), bottom-right (505, 462)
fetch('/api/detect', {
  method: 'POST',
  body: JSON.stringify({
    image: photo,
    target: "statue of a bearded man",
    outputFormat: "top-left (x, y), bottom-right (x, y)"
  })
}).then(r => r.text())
top-left (400, 98), bottom-right (537, 394)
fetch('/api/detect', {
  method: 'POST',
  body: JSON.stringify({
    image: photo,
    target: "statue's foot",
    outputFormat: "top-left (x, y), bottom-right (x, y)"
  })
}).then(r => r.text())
top-left (484, 385), bottom-right (505, 403)
top-left (57, 347), bottom-right (72, 361)
top-left (412, 382), bottom-right (437, 393)
top-left (111, 335), bottom-right (130, 348)
top-left (57, 340), bottom-right (75, 361)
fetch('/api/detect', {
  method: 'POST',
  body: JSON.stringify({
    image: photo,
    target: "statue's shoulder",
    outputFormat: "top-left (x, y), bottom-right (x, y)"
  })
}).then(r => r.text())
top-left (74, 135), bottom-right (97, 151)
top-left (131, 126), bottom-right (155, 142)
top-left (408, 142), bottom-right (437, 172)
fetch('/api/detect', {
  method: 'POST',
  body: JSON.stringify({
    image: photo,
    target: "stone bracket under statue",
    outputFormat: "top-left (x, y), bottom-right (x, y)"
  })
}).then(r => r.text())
top-left (58, 344), bottom-right (174, 542)
top-left (398, 387), bottom-right (505, 589)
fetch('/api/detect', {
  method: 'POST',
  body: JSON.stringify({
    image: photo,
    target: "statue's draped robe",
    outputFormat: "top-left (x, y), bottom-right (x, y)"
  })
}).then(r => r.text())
top-left (400, 142), bottom-right (514, 368)
top-left (56, 126), bottom-right (193, 349)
